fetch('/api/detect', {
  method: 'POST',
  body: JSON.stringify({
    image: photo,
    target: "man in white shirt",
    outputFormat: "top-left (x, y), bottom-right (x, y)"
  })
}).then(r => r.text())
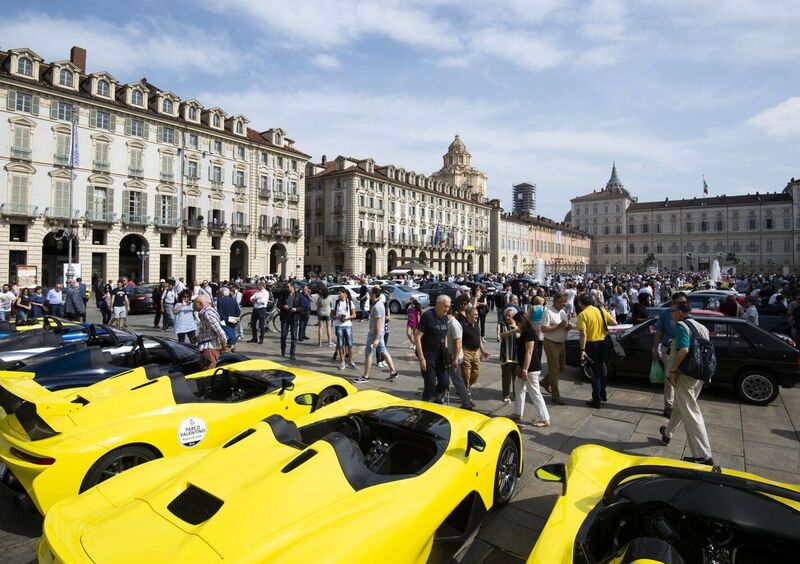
top-left (0, 284), bottom-right (15, 321)
top-left (353, 287), bottom-right (398, 383)
top-left (249, 281), bottom-right (272, 343)
top-left (173, 277), bottom-right (186, 295)
top-left (541, 292), bottom-right (570, 405)
top-left (161, 280), bottom-right (177, 330)
top-left (741, 297), bottom-right (759, 325)
top-left (333, 287), bottom-right (357, 370)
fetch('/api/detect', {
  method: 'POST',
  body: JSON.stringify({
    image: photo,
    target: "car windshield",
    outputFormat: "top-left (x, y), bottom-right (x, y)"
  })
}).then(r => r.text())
top-left (396, 285), bottom-right (414, 292)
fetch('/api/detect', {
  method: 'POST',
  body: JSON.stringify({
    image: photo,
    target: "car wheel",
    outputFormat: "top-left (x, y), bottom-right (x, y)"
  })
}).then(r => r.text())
top-left (80, 445), bottom-right (159, 492)
top-left (315, 386), bottom-right (346, 410)
top-left (735, 370), bottom-right (779, 405)
top-left (493, 436), bottom-right (519, 508)
top-left (389, 300), bottom-right (402, 315)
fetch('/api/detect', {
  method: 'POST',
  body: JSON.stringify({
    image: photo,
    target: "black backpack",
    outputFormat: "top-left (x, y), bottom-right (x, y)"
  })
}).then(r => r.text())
top-left (677, 319), bottom-right (717, 382)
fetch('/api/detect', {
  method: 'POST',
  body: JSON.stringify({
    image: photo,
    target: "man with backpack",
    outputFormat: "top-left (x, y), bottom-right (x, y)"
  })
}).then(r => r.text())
top-left (658, 300), bottom-right (714, 466)
top-left (333, 287), bottom-right (357, 370)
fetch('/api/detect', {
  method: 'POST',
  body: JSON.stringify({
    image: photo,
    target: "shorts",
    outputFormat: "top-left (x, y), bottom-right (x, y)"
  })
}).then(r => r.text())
top-left (335, 325), bottom-right (353, 347)
top-left (364, 332), bottom-right (387, 357)
top-left (114, 306), bottom-right (127, 318)
top-left (318, 315), bottom-right (331, 321)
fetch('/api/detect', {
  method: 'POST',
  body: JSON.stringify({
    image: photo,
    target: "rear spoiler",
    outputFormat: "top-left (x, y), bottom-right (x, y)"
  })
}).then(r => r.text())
top-left (0, 376), bottom-right (82, 420)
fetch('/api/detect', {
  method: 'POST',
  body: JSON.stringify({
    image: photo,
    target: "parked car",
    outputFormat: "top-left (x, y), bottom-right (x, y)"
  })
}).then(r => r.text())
top-left (128, 284), bottom-right (157, 314)
top-left (240, 283), bottom-right (259, 307)
top-left (328, 285), bottom-right (361, 302)
top-left (419, 281), bottom-right (463, 302)
top-left (565, 315), bottom-right (800, 405)
top-left (381, 284), bottom-right (430, 314)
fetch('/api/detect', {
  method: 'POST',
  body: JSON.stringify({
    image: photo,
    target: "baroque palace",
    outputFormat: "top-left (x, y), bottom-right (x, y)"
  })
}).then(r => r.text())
top-left (570, 164), bottom-right (800, 272)
top-left (0, 46), bottom-right (308, 286)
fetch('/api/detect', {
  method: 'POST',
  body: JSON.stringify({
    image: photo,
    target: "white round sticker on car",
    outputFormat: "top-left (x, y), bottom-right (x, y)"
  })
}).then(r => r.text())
top-left (178, 417), bottom-right (207, 447)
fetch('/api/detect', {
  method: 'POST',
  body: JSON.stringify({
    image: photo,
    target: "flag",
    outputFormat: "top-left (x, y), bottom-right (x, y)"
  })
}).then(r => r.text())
top-left (69, 117), bottom-right (80, 168)
top-left (434, 224), bottom-right (440, 244)
top-left (703, 177), bottom-right (709, 196)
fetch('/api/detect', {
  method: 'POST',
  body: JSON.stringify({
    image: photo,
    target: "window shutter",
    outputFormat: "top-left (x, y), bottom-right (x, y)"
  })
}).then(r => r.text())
top-left (31, 95), bottom-right (40, 115)
top-left (141, 191), bottom-right (148, 216)
top-left (143, 122), bottom-right (149, 140)
top-left (107, 188), bottom-right (115, 213)
top-left (122, 189), bottom-right (129, 216)
top-left (157, 125), bottom-right (163, 143)
top-left (6, 90), bottom-right (16, 110)
top-left (124, 117), bottom-right (131, 135)
top-left (89, 109), bottom-right (97, 128)
top-left (50, 100), bottom-right (58, 120)
top-left (85, 185), bottom-right (94, 215)
top-left (108, 114), bottom-right (116, 132)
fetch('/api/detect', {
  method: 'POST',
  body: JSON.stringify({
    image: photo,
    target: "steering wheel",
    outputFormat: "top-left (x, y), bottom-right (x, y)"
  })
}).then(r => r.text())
top-left (341, 415), bottom-right (364, 445)
top-left (129, 335), bottom-right (149, 366)
top-left (86, 324), bottom-right (100, 346)
top-left (43, 315), bottom-right (64, 334)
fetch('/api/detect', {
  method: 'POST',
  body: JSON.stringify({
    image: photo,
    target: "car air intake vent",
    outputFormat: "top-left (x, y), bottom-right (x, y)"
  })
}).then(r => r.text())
top-left (281, 449), bottom-right (318, 473)
top-left (167, 485), bottom-right (224, 525)
top-left (223, 428), bottom-right (256, 448)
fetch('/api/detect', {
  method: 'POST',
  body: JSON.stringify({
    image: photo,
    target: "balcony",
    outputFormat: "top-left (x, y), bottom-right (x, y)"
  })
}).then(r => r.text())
top-left (53, 153), bottom-right (70, 167)
top-left (358, 230), bottom-right (385, 246)
top-left (160, 171), bottom-right (175, 183)
top-left (210, 180), bottom-right (224, 191)
top-left (231, 223), bottom-right (251, 236)
top-left (45, 208), bottom-right (80, 224)
top-left (288, 194), bottom-right (300, 204)
top-left (154, 216), bottom-right (180, 229)
top-left (326, 233), bottom-right (345, 243)
top-left (259, 188), bottom-right (270, 199)
top-left (121, 213), bottom-right (149, 226)
top-left (258, 224), bottom-right (271, 237)
top-left (234, 184), bottom-right (246, 195)
top-left (273, 191), bottom-right (286, 201)
top-left (185, 217), bottom-right (203, 231)
top-left (208, 220), bottom-right (227, 233)
top-left (185, 174), bottom-right (200, 186)
top-left (85, 210), bottom-right (116, 224)
top-left (11, 147), bottom-right (32, 161)
top-left (333, 205), bottom-right (345, 214)
top-left (0, 203), bottom-right (38, 218)
top-left (290, 228), bottom-right (302, 238)
top-left (128, 166), bottom-right (144, 178)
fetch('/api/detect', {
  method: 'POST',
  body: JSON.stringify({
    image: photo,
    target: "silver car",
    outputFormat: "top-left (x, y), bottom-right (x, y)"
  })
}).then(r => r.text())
top-left (382, 284), bottom-right (430, 314)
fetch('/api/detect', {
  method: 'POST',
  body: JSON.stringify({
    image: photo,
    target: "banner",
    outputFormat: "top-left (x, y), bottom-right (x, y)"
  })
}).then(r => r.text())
top-left (16, 265), bottom-right (38, 288)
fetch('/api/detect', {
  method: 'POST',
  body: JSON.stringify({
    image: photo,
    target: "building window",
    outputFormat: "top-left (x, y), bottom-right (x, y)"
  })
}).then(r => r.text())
top-left (126, 190), bottom-right (144, 216)
top-left (52, 179), bottom-right (70, 216)
top-left (235, 121), bottom-right (243, 135)
top-left (234, 170), bottom-right (245, 187)
top-left (58, 68), bottom-right (73, 87)
top-left (211, 165), bottom-right (222, 182)
top-left (685, 222), bottom-right (693, 233)
top-left (765, 218), bottom-right (774, 229)
top-left (628, 243), bottom-right (635, 254)
top-left (187, 160), bottom-right (198, 178)
top-left (276, 178), bottom-right (284, 193)
top-left (54, 100), bottom-right (74, 122)
top-left (129, 147), bottom-right (143, 175)
top-left (129, 118), bottom-right (144, 138)
top-left (290, 181), bottom-right (297, 194)
top-left (131, 89), bottom-right (143, 106)
top-left (628, 224), bottom-right (635, 234)
top-left (212, 114), bottom-right (221, 128)
top-left (159, 126), bottom-right (175, 144)
top-left (95, 110), bottom-right (112, 130)
top-left (188, 106), bottom-right (197, 120)
top-left (277, 156), bottom-right (284, 169)
top-left (162, 99), bottom-right (173, 114)
top-left (17, 57), bottom-right (33, 76)
top-left (642, 223), bottom-right (649, 233)
top-left (748, 218), bottom-right (757, 230)
top-left (12, 126), bottom-right (32, 158)
top-left (94, 141), bottom-right (110, 169)
top-left (161, 154), bottom-right (174, 178)
top-left (212, 139), bottom-right (222, 154)
top-left (14, 91), bottom-right (33, 113)
top-left (237, 146), bottom-right (245, 160)
top-left (97, 79), bottom-right (110, 97)
top-left (187, 133), bottom-right (198, 148)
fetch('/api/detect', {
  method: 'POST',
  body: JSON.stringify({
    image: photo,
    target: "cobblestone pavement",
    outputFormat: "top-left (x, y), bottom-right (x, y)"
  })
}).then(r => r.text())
top-left (2, 308), bottom-right (799, 563)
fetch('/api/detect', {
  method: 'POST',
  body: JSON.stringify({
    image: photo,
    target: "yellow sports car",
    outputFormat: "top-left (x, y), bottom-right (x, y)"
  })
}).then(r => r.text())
top-left (529, 445), bottom-right (800, 563)
top-left (0, 359), bottom-right (354, 515)
top-left (38, 390), bottom-right (522, 563)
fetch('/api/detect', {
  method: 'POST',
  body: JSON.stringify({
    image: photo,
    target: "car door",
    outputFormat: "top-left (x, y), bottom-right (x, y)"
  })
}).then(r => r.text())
top-left (616, 319), bottom-right (657, 376)
top-left (695, 320), bottom-right (749, 385)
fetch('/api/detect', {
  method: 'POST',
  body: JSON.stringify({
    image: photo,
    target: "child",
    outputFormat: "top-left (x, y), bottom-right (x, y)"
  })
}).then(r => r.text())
top-left (406, 298), bottom-right (420, 349)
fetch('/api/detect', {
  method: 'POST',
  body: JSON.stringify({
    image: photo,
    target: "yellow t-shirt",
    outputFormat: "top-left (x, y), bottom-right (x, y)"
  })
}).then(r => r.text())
top-left (577, 305), bottom-right (613, 342)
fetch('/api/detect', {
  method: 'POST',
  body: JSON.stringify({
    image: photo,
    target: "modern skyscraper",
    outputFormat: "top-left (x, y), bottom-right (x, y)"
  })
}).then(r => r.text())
top-left (512, 182), bottom-right (536, 215)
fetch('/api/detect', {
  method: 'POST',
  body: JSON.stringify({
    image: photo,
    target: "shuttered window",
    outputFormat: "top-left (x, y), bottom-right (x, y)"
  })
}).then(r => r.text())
top-left (55, 133), bottom-right (70, 159)
top-left (158, 195), bottom-right (176, 220)
top-left (49, 100), bottom-right (74, 122)
top-left (52, 179), bottom-right (70, 216)
top-left (7, 91), bottom-right (39, 114)
top-left (10, 175), bottom-right (29, 206)
top-left (13, 127), bottom-right (31, 150)
top-left (90, 109), bottom-right (116, 131)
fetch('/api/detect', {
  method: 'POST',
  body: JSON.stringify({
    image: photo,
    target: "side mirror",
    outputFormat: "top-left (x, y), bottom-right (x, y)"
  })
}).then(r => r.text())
top-left (294, 393), bottom-right (314, 406)
top-left (535, 463), bottom-right (567, 495)
top-left (278, 378), bottom-right (295, 395)
top-left (465, 430), bottom-right (486, 457)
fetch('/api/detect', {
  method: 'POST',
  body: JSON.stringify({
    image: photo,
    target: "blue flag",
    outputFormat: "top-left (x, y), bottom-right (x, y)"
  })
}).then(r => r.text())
top-left (70, 117), bottom-right (80, 167)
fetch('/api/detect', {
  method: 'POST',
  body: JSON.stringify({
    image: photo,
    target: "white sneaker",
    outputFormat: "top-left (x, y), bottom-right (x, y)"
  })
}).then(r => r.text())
top-left (348, 361), bottom-right (357, 369)
top-left (377, 361), bottom-right (387, 368)
top-left (338, 362), bottom-right (346, 370)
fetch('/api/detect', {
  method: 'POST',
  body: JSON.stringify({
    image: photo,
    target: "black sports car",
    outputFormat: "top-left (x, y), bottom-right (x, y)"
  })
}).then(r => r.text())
top-left (565, 316), bottom-right (800, 405)
top-left (0, 317), bottom-right (96, 357)
top-left (0, 334), bottom-right (248, 391)
top-left (419, 281), bottom-right (463, 302)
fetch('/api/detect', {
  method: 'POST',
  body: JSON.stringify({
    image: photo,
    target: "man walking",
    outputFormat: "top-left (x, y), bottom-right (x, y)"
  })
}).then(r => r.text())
top-left (333, 287), bottom-right (357, 370)
top-left (658, 301), bottom-right (714, 465)
top-left (354, 287), bottom-right (399, 383)
top-left (46, 282), bottom-right (64, 318)
top-left (652, 291), bottom-right (688, 418)
top-left (541, 291), bottom-right (570, 405)
top-left (279, 281), bottom-right (299, 359)
top-left (459, 304), bottom-right (486, 403)
top-left (111, 281), bottom-right (129, 329)
top-left (249, 280), bottom-right (271, 343)
top-left (152, 280), bottom-right (164, 329)
top-left (161, 280), bottom-right (177, 331)
top-left (415, 295), bottom-right (451, 403)
top-left (297, 285), bottom-right (312, 341)
top-left (194, 294), bottom-right (227, 369)
top-left (577, 293), bottom-right (617, 408)
top-left (64, 280), bottom-right (86, 322)
top-left (446, 308), bottom-right (473, 409)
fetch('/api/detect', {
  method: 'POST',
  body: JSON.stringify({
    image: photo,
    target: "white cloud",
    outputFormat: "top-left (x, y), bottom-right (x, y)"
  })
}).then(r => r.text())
top-left (4, 12), bottom-right (243, 78)
top-left (580, 0), bottom-right (627, 40)
top-left (311, 53), bottom-right (341, 70)
top-left (471, 28), bottom-right (566, 71)
top-left (747, 97), bottom-right (800, 138)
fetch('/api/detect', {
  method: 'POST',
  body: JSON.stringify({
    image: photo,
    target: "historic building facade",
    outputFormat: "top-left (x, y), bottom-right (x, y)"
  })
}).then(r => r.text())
top-left (0, 46), bottom-right (308, 286)
top-left (570, 164), bottom-right (800, 271)
top-left (490, 203), bottom-right (592, 274)
top-left (304, 137), bottom-right (492, 275)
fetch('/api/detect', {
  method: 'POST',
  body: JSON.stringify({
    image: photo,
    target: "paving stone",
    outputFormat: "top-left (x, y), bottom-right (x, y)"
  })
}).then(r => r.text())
top-left (741, 403), bottom-right (792, 426)
top-left (708, 452), bottom-right (745, 472)
top-left (481, 548), bottom-right (527, 564)
top-left (705, 423), bottom-right (744, 456)
top-left (623, 432), bottom-right (685, 459)
top-left (458, 538), bottom-right (495, 564)
top-left (510, 476), bottom-right (562, 520)
top-left (743, 441), bottom-right (800, 474)
top-left (476, 506), bottom-right (544, 559)
top-left (575, 416), bottom-right (636, 443)
top-left (594, 406), bottom-right (645, 425)
top-left (741, 426), bottom-right (800, 450)
top-left (695, 400), bottom-right (742, 429)
top-left (607, 389), bottom-right (655, 408)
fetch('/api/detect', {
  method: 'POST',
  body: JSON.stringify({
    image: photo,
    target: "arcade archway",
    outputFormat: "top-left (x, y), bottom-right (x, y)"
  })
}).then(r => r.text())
top-left (119, 234), bottom-right (147, 282)
top-left (42, 231), bottom-right (79, 287)
top-left (269, 243), bottom-right (287, 279)
top-left (365, 248), bottom-right (376, 276)
top-left (387, 250), bottom-right (398, 272)
top-left (230, 241), bottom-right (249, 280)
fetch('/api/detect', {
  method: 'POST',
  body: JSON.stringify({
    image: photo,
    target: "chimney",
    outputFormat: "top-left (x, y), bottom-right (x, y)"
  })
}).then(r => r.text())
top-left (70, 46), bottom-right (86, 73)
top-left (321, 154), bottom-right (327, 165)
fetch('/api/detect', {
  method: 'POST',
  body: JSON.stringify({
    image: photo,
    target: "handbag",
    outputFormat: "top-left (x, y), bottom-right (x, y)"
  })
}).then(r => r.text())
top-left (649, 360), bottom-right (665, 384)
top-left (227, 316), bottom-right (240, 325)
top-left (597, 306), bottom-right (625, 360)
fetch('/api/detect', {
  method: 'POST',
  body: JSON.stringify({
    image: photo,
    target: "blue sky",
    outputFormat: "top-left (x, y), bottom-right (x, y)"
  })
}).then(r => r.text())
top-left (6, 1), bottom-right (800, 220)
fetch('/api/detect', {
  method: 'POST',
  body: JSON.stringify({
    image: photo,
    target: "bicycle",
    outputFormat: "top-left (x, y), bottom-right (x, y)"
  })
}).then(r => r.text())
top-left (237, 308), bottom-right (280, 339)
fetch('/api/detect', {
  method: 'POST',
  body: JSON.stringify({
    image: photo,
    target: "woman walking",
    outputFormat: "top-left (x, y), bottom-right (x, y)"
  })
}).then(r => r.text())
top-left (498, 307), bottom-right (518, 404)
top-left (316, 286), bottom-right (334, 347)
top-left (173, 290), bottom-right (197, 344)
top-left (509, 310), bottom-right (550, 427)
top-left (471, 286), bottom-right (489, 343)
top-left (406, 298), bottom-right (421, 349)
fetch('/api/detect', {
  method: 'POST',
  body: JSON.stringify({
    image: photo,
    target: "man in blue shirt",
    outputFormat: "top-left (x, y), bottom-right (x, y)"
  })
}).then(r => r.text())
top-left (652, 291), bottom-right (687, 419)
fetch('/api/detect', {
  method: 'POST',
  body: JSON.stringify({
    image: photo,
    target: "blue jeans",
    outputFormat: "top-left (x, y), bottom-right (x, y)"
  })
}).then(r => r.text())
top-left (364, 332), bottom-right (387, 357)
top-left (281, 317), bottom-right (298, 356)
top-left (450, 359), bottom-right (472, 408)
top-left (162, 306), bottom-right (175, 330)
top-left (49, 304), bottom-right (64, 318)
top-left (586, 340), bottom-right (606, 403)
top-left (298, 312), bottom-right (310, 339)
top-left (335, 325), bottom-right (353, 348)
top-left (421, 351), bottom-right (449, 402)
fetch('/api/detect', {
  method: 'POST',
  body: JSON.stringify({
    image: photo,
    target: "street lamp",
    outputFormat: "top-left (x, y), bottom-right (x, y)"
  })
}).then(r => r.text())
top-left (136, 249), bottom-right (150, 283)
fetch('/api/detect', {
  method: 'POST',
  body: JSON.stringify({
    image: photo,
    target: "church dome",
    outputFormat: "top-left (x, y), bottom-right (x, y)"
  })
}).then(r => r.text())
top-left (448, 134), bottom-right (466, 152)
